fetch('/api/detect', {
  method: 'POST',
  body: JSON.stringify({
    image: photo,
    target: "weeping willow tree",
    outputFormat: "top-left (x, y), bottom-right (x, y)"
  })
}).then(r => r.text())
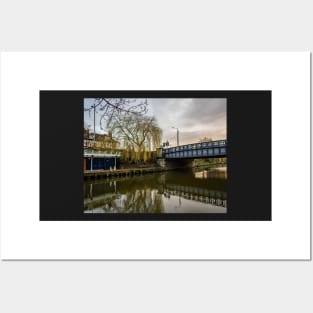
top-left (110, 113), bottom-right (162, 162)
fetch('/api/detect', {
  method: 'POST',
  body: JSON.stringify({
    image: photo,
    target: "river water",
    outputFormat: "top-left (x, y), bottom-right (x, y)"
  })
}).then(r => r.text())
top-left (84, 167), bottom-right (227, 214)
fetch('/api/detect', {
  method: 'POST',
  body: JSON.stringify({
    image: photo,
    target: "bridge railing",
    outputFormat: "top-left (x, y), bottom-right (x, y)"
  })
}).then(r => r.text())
top-left (162, 139), bottom-right (227, 159)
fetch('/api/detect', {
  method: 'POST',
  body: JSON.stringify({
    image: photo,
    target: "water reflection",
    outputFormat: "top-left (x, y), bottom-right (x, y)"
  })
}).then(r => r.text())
top-left (84, 168), bottom-right (227, 214)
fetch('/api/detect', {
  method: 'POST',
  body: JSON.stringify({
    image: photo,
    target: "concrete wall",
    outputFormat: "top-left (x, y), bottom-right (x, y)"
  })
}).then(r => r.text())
top-left (157, 158), bottom-right (194, 169)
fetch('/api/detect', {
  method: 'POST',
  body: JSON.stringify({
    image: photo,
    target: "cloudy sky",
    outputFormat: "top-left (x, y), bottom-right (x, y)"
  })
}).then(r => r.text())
top-left (84, 98), bottom-right (227, 146)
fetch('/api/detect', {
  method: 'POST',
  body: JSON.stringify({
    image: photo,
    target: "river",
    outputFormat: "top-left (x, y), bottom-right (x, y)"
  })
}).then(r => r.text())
top-left (84, 167), bottom-right (227, 214)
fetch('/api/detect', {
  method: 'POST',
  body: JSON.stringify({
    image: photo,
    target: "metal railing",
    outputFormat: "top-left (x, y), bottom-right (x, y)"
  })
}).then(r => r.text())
top-left (162, 139), bottom-right (227, 159)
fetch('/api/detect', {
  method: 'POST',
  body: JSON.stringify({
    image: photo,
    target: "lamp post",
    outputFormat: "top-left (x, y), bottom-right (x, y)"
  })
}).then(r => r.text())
top-left (171, 127), bottom-right (179, 146)
top-left (90, 103), bottom-right (96, 171)
top-left (93, 104), bottom-right (96, 148)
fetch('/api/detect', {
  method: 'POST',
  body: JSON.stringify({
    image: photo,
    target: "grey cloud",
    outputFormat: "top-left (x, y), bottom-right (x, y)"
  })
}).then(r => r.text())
top-left (148, 98), bottom-right (226, 145)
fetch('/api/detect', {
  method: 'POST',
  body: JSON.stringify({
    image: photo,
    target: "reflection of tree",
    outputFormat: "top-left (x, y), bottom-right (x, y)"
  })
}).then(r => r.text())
top-left (84, 170), bottom-right (227, 213)
top-left (102, 189), bottom-right (164, 213)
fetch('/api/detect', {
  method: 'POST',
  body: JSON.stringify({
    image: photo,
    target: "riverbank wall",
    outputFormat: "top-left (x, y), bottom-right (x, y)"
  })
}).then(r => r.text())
top-left (84, 166), bottom-right (176, 180)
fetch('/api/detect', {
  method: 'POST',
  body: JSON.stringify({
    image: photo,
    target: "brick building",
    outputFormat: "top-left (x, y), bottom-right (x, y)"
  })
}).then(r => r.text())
top-left (84, 129), bottom-right (120, 151)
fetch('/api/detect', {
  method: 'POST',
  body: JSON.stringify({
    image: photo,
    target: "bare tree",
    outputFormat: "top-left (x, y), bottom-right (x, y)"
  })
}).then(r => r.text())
top-left (84, 98), bottom-right (148, 130)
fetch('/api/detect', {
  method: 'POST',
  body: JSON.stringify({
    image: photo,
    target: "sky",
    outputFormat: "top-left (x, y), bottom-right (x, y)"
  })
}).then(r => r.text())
top-left (84, 98), bottom-right (227, 146)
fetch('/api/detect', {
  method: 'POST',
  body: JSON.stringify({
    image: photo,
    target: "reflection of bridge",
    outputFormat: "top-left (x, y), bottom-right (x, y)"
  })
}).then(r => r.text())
top-left (162, 139), bottom-right (226, 159)
top-left (165, 184), bottom-right (227, 208)
top-left (84, 179), bottom-right (227, 211)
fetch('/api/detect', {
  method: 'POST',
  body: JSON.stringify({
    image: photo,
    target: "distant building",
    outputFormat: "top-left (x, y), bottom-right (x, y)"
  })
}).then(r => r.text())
top-left (84, 129), bottom-right (120, 151)
top-left (83, 129), bottom-right (122, 170)
top-left (84, 128), bottom-right (94, 150)
top-left (94, 131), bottom-right (120, 150)
top-left (84, 128), bottom-right (90, 139)
top-left (199, 136), bottom-right (212, 143)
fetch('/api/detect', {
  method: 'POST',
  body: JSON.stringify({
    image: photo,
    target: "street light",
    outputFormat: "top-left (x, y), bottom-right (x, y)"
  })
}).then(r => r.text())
top-left (171, 127), bottom-right (179, 146)
top-left (90, 103), bottom-right (96, 170)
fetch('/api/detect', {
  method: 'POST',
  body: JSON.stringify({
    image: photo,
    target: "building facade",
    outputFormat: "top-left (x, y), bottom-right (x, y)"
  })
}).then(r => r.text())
top-left (84, 129), bottom-right (120, 151)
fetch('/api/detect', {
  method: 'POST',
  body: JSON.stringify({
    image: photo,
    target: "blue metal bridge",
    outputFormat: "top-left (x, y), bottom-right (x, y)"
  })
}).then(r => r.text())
top-left (162, 139), bottom-right (227, 159)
